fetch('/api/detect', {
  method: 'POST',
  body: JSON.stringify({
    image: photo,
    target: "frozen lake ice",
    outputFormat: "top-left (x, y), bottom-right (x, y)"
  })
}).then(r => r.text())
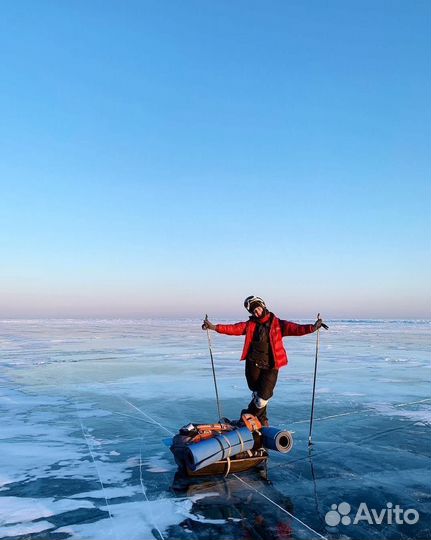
top-left (0, 319), bottom-right (430, 540)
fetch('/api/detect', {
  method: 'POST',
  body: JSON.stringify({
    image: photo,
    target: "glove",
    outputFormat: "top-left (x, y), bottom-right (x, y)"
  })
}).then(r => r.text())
top-left (314, 318), bottom-right (329, 331)
top-left (202, 317), bottom-right (216, 331)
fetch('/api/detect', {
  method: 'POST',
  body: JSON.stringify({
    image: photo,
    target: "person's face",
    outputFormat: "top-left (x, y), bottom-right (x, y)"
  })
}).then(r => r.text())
top-left (253, 306), bottom-right (264, 318)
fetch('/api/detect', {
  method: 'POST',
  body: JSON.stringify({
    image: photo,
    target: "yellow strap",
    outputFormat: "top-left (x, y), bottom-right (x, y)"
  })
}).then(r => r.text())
top-left (224, 456), bottom-right (231, 477)
top-left (220, 434), bottom-right (233, 458)
top-left (237, 430), bottom-right (245, 452)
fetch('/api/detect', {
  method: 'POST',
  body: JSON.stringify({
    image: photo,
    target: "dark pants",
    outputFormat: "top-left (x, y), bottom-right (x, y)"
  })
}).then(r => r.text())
top-left (243, 360), bottom-right (279, 424)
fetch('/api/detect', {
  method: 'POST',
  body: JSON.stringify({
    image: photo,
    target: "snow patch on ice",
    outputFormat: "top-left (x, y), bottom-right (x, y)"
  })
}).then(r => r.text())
top-left (0, 496), bottom-right (94, 525)
top-left (372, 403), bottom-right (431, 424)
top-left (56, 494), bottom-right (225, 540)
top-left (70, 486), bottom-right (141, 499)
top-left (316, 387), bottom-right (331, 394)
top-left (144, 453), bottom-right (177, 473)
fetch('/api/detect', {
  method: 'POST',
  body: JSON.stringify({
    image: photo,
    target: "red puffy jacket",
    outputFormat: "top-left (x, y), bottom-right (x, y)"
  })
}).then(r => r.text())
top-left (215, 313), bottom-right (315, 369)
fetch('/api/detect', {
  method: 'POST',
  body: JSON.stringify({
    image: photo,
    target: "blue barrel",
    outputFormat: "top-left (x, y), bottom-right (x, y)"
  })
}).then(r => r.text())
top-left (185, 427), bottom-right (254, 471)
top-left (261, 427), bottom-right (293, 453)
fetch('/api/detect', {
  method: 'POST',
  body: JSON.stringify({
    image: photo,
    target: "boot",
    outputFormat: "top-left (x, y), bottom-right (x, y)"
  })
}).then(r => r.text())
top-left (257, 405), bottom-right (269, 427)
top-left (243, 401), bottom-right (269, 427)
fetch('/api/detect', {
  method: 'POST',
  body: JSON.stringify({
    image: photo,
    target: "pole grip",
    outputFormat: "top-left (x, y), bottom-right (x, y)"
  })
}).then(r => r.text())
top-left (317, 313), bottom-right (329, 330)
top-left (202, 313), bottom-right (209, 330)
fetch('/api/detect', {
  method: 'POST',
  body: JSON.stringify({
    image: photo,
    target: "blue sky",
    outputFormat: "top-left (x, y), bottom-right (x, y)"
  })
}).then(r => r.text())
top-left (1, 1), bottom-right (429, 319)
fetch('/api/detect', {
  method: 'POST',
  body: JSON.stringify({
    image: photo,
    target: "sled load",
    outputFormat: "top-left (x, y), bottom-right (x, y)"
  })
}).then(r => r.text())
top-left (170, 414), bottom-right (293, 477)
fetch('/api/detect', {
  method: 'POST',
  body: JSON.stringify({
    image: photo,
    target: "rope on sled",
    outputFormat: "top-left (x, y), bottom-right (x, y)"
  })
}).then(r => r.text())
top-left (224, 457), bottom-right (231, 477)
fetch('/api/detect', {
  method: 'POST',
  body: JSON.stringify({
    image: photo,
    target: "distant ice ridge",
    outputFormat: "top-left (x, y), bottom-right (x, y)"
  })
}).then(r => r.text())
top-left (0, 317), bottom-right (429, 324)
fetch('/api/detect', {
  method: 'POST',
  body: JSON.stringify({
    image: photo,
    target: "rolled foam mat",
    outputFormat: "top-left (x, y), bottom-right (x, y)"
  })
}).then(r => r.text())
top-left (261, 427), bottom-right (293, 453)
top-left (185, 427), bottom-right (254, 471)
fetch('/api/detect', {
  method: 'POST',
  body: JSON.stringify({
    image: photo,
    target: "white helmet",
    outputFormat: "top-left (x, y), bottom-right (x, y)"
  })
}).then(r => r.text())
top-left (244, 295), bottom-right (266, 313)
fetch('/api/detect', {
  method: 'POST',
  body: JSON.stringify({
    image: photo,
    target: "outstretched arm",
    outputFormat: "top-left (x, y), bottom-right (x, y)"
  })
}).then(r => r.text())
top-left (202, 316), bottom-right (247, 335)
top-left (215, 321), bottom-right (247, 335)
top-left (280, 320), bottom-right (316, 336)
top-left (280, 316), bottom-right (328, 336)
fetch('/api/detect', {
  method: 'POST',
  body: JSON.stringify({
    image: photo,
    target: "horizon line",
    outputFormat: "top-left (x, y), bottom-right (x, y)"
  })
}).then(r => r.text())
top-left (0, 317), bottom-right (429, 322)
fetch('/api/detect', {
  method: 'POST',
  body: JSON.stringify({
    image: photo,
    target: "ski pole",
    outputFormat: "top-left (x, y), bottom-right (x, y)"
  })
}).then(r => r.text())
top-left (308, 313), bottom-right (328, 446)
top-left (203, 314), bottom-right (223, 421)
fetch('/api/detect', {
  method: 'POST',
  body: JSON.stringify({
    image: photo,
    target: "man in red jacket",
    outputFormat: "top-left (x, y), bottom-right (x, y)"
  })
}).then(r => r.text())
top-left (202, 295), bottom-right (325, 426)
